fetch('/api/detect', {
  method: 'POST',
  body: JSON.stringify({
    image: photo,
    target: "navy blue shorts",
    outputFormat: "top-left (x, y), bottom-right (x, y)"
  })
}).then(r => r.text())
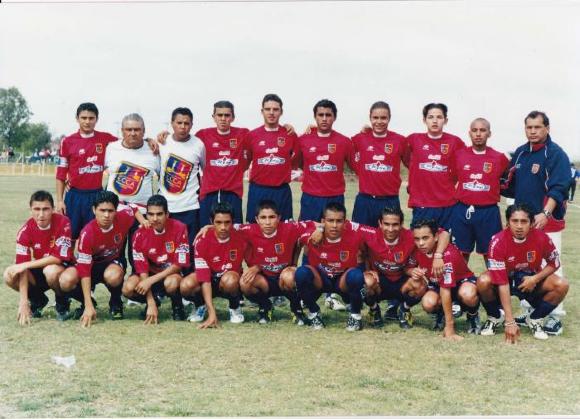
top-left (352, 193), bottom-right (400, 228)
top-left (170, 209), bottom-right (200, 248)
top-left (299, 192), bottom-right (344, 222)
top-left (411, 205), bottom-right (454, 230)
top-left (246, 182), bottom-right (293, 223)
top-left (90, 259), bottom-right (126, 287)
top-left (509, 271), bottom-right (541, 305)
top-left (427, 276), bottom-right (476, 297)
top-left (377, 274), bottom-right (405, 301)
top-left (450, 202), bottom-right (502, 254)
top-left (64, 188), bottom-right (102, 239)
top-left (199, 191), bottom-right (243, 227)
top-left (314, 266), bottom-right (349, 302)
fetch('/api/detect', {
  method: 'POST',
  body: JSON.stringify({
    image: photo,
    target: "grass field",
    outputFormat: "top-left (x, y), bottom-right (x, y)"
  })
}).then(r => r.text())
top-left (0, 174), bottom-right (579, 417)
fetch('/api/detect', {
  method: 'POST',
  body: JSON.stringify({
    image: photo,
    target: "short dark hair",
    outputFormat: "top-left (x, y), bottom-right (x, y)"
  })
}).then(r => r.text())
top-left (410, 218), bottom-right (438, 236)
top-left (422, 103), bottom-right (448, 119)
top-left (505, 203), bottom-right (534, 223)
top-left (262, 94), bottom-right (283, 108)
top-left (380, 206), bottom-right (404, 224)
top-left (525, 111), bottom-right (549, 127)
top-left (213, 100), bottom-right (235, 118)
top-left (313, 99), bottom-right (337, 118)
top-left (93, 191), bottom-right (119, 209)
top-left (256, 199), bottom-right (279, 216)
top-left (323, 201), bottom-right (347, 219)
top-left (29, 190), bottom-right (54, 207)
top-left (370, 101), bottom-right (391, 117)
top-left (210, 202), bottom-right (234, 222)
top-left (146, 194), bottom-right (168, 213)
top-left (76, 102), bottom-right (99, 118)
top-left (171, 107), bottom-right (193, 122)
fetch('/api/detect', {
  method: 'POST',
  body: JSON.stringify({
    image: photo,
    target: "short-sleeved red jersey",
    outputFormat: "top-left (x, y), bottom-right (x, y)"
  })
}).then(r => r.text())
top-left (364, 227), bottom-right (415, 282)
top-left (15, 213), bottom-right (73, 264)
top-left (409, 243), bottom-right (474, 288)
top-left (193, 230), bottom-right (247, 283)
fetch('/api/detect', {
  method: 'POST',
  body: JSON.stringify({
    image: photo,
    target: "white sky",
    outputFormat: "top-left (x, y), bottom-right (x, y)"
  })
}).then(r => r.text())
top-left (1, 0), bottom-right (579, 159)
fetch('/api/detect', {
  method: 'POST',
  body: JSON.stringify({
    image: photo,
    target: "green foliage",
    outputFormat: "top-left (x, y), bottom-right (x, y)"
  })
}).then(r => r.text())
top-left (18, 122), bottom-right (52, 153)
top-left (0, 87), bottom-right (32, 148)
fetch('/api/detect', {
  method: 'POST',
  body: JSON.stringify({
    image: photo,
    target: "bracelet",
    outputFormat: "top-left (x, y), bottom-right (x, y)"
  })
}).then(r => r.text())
top-left (433, 252), bottom-right (443, 259)
top-left (504, 320), bottom-right (517, 327)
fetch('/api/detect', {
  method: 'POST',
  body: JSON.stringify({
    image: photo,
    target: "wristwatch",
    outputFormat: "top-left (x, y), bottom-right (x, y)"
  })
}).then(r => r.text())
top-left (542, 209), bottom-right (552, 218)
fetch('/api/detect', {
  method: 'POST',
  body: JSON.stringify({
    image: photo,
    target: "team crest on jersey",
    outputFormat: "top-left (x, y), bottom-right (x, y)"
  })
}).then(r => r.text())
top-left (114, 233), bottom-right (122, 244)
top-left (95, 143), bottom-right (103, 154)
top-left (230, 139), bottom-right (238, 149)
top-left (272, 243), bottom-right (284, 255)
top-left (339, 251), bottom-right (349, 262)
top-left (165, 241), bottom-right (175, 253)
top-left (49, 236), bottom-right (56, 248)
top-left (531, 164), bottom-right (540, 174)
top-left (229, 249), bottom-right (238, 261)
top-left (385, 143), bottom-right (393, 154)
top-left (483, 162), bottom-right (493, 173)
top-left (394, 251), bottom-right (403, 263)
top-left (527, 251), bottom-right (536, 263)
top-left (163, 154), bottom-right (193, 194)
top-left (441, 144), bottom-right (449, 154)
top-left (277, 137), bottom-right (286, 147)
top-left (113, 162), bottom-right (150, 196)
top-left (328, 144), bottom-right (336, 154)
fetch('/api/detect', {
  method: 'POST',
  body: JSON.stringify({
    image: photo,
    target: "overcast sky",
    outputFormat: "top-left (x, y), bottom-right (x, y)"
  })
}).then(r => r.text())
top-left (1, 0), bottom-right (579, 159)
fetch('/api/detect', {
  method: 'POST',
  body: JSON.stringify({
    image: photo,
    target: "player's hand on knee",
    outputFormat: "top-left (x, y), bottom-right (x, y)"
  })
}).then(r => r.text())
top-left (241, 266), bottom-right (259, 285)
top-left (504, 323), bottom-right (520, 344)
top-left (518, 276), bottom-right (537, 293)
top-left (80, 305), bottom-right (97, 328)
top-left (17, 301), bottom-right (32, 326)
top-left (144, 306), bottom-right (158, 325)
top-left (135, 280), bottom-right (151, 295)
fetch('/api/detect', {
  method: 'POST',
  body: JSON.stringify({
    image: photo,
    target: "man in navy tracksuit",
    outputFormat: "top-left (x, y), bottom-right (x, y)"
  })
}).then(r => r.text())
top-left (502, 110), bottom-right (571, 336)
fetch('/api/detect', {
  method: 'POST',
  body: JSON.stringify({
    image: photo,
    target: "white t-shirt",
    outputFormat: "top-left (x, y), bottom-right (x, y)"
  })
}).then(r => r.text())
top-left (105, 141), bottom-right (160, 211)
top-left (158, 135), bottom-right (206, 212)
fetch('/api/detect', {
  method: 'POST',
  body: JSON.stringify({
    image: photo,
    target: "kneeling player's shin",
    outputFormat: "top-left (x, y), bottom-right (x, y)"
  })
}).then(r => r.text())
top-left (346, 269), bottom-right (365, 315)
top-left (295, 267), bottom-right (319, 313)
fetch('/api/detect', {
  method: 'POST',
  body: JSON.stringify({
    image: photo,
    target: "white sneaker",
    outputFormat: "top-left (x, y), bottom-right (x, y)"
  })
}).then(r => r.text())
top-left (126, 299), bottom-right (140, 306)
top-left (480, 311), bottom-right (505, 336)
top-left (325, 294), bottom-right (346, 311)
top-left (229, 307), bottom-right (245, 324)
top-left (187, 305), bottom-right (207, 323)
top-left (527, 317), bottom-right (549, 340)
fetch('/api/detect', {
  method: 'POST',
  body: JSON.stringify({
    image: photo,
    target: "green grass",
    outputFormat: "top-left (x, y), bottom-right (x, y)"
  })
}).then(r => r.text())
top-left (0, 175), bottom-right (579, 416)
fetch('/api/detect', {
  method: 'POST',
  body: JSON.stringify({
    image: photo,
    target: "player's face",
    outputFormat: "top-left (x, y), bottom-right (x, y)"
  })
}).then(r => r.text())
top-left (423, 108), bottom-right (447, 136)
top-left (379, 214), bottom-right (401, 242)
top-left (525, 116), bottom-right (549, 144)
top-left (171, 114), bottom-right (193, 140)
top-left (93, 202), bottom-right (117, 230)
top-left (30, 200), bottom-right (54, 229)
top-left (146, 205), bottom-right (168, 232)
top-left (413, 226), bottom-right (437, 254)
top-left (76, 110), bottom-right (98, 135)
top-left (469, 120), bottom-right (491, 148)
top-left (261, 100), bottom-right (282, 128)
top-left (370, 108), bottom-right (390, 135)
top-left (213, 107), bottom-right (234, 132)
top-left (213, 213), bottom-right (233, 241)
top-left (314, 107), bottom-right (335, 134)
top-left (508, 210), bottom-right (532, 240)
top-left (121, 120), bottom-right (145, 148)
top-left (256, 208), bottom-right (280, 236)
top-left (322, 210), bottom-right (346, 240)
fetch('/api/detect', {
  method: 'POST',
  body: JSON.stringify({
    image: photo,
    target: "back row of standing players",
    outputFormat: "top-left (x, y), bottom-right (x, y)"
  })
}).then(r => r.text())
top-left (4, 96), bottom-right (572, 342)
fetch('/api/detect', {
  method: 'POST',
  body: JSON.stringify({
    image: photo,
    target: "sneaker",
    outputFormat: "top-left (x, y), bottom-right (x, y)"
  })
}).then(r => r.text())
top-left (543, 317), bottom-right (563, 336)
top-left (480, 312), bottom-right (505, 336)
top-left (452, 303), bottom-right (463, 318)
top-left (325, 294), bottom-right (346, 311)
top-left (346, 315), bottom-right (363, 332)
top-left (292, 310), bottom-right (308, 326)
top-left (229, 307), bottom-right (245, 324)
top-left (466, 312), bottom-right (482, 335)
top-left (109, 303), bottom-right (124, 320)
top-left (30, 294), bottom-right (49, 318)
top-left (309, 312), bottom-right (325, 330)
top-left (384, 303), bottom-right (399, 321)
top-left (257, 308), bottom-right (272, 324)
top-left (171, 300), bottom-right (186, 321)
top-left (432, 311), bottom-right (445, 331)
top-left (368, 305), bottom-right (384, 328)
top-left (527, 317), bottom-right (549, 340)
top-left (514, 312), bottom-right (528, 327)
top-left (55, 297), bottom-right (72, 322)
top-left (397, 305), bottom-right (413, 330)
top-left (271, 296), bottom-right (287, 307)
top-left (188, 305), bottom-right (207, 323)
top-left (126, 299), bottom-right (141, 306)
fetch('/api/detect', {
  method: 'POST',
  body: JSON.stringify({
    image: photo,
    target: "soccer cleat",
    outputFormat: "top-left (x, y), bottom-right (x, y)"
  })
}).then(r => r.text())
top-left (527, 317), bottom-right (549, 340)
top-left (228, 307), bottom-right (245, 324)
top-left (466, 312), bottom-right (482, 335)
top-left (126, 298), bottom-right (141, 306)
top-left (368, 305), bottom-right (384, 328)
top-left (309, 313), bottom-right (325, 330)
top-left (188, 305), bottom-right (207, 323)
top-left (30, 294), bottom-right (49, 318)
top-left (325, 294), bottom-right (347, 311)
top-left (109, 303), bottom-right (124, 320)
top-left (55, 297), bottom-right (72, 322)
top-left (384, 303), bottom-right (399, 321)
top-left (452, 303), bottom-right (463, 318)
top-left (346, 315), bottom-right (363, 332)
top-left (271, 296), bottom-right (287, 307)
top-left (171, 301), bottom-right (186, 321)
top-left (257, 308), bottom-right (273, 324)
top-left (514, 313), bottom-right (528, 327)
top-left (432, 311), bottom-right (445, 331)
top-left (397, 305), bottom-right (413, 330)
top-left (291, 310), bottom-right (308, 326)
top-left (543, 317), bottom-right (563, 336)
top-left (480, 312), bottom-right (505, 336)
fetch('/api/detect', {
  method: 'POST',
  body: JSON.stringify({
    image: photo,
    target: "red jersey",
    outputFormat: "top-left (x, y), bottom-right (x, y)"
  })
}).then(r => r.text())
top-left (56, 130), bottom-right (118, 190)
top-left (193, 230), bottom-right (248, 283)
top-left (454, 146), bottom-right (510, 206)
top-left (298, 130), bottom-right (354, 197)
top-left (196, 127), bottom-right (250, 199)
top-left (408, 244), bottom-right (474, 288)
top-left (237, 220), bottom-right (316, 276)
top-left (351, 130), bottom-right (408, 196)
top-left (247, 125), bottom-right (298, 186)
top-left (406, 132), bottom-right (465, 207)
top-left (76, 207), bottom-right (135, 278)
top-left (15, 213), bottom-right (73, 264)
top-left (364, 227), bottom-right (415, 282)
top-left (487, 228), bottom-right (559, 286)
top-left (300, 222), bottom-right (372, 278)
top-left (132, 218), bottom-right (190, 274)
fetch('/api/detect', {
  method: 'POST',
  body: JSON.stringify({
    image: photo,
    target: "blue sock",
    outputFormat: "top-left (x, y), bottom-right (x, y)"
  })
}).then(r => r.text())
top-left (346, 269), bottom-right (364, 315)
top-left (530, 300), bottom-right (557, 320)
top-left (295, 267), bottom-right (320, 313)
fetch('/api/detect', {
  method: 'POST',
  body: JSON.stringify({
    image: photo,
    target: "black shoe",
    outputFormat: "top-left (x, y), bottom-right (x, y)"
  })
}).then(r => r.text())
top-left (109, 303), bottom-right (124, 320)
top-left (397, 305), bottom-right (413, 330)
top-left (171, 300), bottom-right (186, 321)
top-left (292, 309), bottom-right (308, 326)
top-left (346, 314), bottom-right (363, 332)
top-left (466, 312), bottom-right (482, 334)
top-left (543, 317), bottom-right (563, 336)
top-left (309, 313), bottom-right (325, 330)
top-left (384, 303), bottom-right (399, 321)
top-left (257, 308), bottom-right (273, 324)
top-left (369, 305), bottom-right (384, 328)
top-left (514, 312), bottom-right (528, 327)
top-left (30, 294), bottom-right (49, 318)
top-left (55, 296), bottom-right (72, 322)
top-left (432, 311), bottom-right (445, 331)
